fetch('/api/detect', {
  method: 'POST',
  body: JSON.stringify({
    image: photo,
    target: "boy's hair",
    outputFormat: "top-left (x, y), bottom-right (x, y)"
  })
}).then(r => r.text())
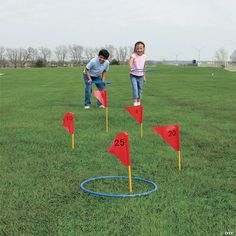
top-left (99, 49), bottom-right (110, 59)
top-left (134, 41), bottom-right (145, 52)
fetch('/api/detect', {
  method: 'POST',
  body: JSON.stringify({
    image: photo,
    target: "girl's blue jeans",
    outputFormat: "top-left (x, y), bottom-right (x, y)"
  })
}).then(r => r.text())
top-left (83, 73), bottom-right (105, 106)
top-left (130, 74), bottom-right (144, 99)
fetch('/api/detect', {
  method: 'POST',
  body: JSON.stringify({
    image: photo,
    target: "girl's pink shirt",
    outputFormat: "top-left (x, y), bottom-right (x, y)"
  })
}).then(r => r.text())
top-left (130, 53), bottom-right (147, 76)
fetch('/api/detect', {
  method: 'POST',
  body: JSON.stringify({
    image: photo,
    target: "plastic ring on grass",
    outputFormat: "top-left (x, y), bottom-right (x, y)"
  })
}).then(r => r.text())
top-left (80, 176), bottom-right (158, 198)
top-left (92, 81), bottom-right (112, 85)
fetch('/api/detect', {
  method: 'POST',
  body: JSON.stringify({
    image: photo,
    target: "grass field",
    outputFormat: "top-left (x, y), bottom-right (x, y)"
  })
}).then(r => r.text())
top-left (0, 65), bottom-right (235, 235)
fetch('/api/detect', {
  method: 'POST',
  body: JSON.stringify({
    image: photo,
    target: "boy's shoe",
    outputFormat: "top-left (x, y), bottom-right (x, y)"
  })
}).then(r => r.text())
top-left (98, 105), bottom-right (105, 108)
top-left (84, 105), bottom-right (90, 109)
top-left (133, 102), bottom-right (138, 106)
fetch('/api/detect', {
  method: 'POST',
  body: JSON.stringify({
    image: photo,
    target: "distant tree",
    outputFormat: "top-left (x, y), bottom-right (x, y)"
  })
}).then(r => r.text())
top-left (38, 47), bottom-right (51, 66)
top-left (104, 44), bottom-right (115, 61)
top-left (6, 48), bottom-right (17, 67)
top-left (27, 47), bottom-right (37, 59)
top-left (0, 46), bottom-right (6, 67)
top-left (20, 48), bottom-right (32, 67)
top-left (110, 58), bottom-right (119, 65)
top-left (68, 44), bottom-right (84, 66)
top-left (54, 45), bottom-right (68, 66)
top-left (215, 48), bottom-right (228, 67)
top-left (116, 46), bottom-right (129, 64)
top-left (35, 59), bottom-right (44, 67)
top-left (84, 48), bottom-right (97, 61)
top-left (27, 47), bottom-right (38, 66)
top-left (230, 50), bottom-right (236, 63)
top-left (128, 46), bottom-right (133, 55)
top-left (6, 48), bottom-right (31, 68)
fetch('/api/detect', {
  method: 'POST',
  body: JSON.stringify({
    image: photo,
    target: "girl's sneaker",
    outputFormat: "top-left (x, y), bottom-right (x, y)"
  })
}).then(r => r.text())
top-left (84, 105), bottom-right (90, 109)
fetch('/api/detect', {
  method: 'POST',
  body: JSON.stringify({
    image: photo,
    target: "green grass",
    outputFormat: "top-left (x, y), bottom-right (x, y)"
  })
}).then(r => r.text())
top-left (0, 65), bottom-right (235, 235)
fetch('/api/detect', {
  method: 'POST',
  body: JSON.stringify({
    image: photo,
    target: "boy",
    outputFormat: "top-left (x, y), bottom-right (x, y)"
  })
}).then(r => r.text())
top-left (83, 49), bottom-right (110, 109)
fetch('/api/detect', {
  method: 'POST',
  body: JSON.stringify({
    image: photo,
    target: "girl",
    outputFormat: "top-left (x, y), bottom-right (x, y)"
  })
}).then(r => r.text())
top-left (129, 41), bottom-right (147, 106)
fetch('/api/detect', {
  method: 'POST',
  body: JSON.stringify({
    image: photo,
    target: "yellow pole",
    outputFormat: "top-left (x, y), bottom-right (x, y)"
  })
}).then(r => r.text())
top-left (178, 150), bottom-right (181, 171)
top-left (128, 165), bottom-right (132, 193)
top-left (72, 134), bottom-right (75, 149)
top-left (140, 123), bottom-right (143, 138)
top-left (106, 108), bottom-right (109, 132)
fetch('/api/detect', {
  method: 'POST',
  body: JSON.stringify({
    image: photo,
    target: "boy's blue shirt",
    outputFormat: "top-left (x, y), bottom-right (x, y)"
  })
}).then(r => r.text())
top-left (85, 57), bottom-right (109, 77)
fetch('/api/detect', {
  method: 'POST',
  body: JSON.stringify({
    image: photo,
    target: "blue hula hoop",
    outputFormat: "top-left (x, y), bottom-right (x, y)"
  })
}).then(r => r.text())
top-left (131, 68), bottom-right (157, 72)
top-left (91, 81), bottom-right (112, 85)
top-left (80, 176), bottom-right (158, 198)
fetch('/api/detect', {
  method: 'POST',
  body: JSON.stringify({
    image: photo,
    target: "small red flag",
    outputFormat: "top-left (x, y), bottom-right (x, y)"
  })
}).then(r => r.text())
top-left (63, 112), bottom-right (74, 134)
top-left (93, 90), bottom-right (108, 108)
top-left (124, 105), bottom-right (143, 124)
top-left (152, 124), bottom-right (180, 151)
top-left (108, 132), bottom-right (131, 166)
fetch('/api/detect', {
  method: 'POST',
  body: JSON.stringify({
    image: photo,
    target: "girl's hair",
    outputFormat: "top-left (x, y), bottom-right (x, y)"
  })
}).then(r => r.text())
top-left (134, 41), bottom-right (145, 52)
top-left (99, 49), bottom-right (110, 59)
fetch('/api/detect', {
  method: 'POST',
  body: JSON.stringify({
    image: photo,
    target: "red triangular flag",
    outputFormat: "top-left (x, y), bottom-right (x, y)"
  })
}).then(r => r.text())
top-left (93, 90), bottom-right (108, 108)
top-left (152, 124), bottom-right (180, 151)
top-left (63, 112), bottom-right (74, 134)
top-left (124, 105), bottom-right (143, 124)
top-left (108, 132), bottom-right (131, 166)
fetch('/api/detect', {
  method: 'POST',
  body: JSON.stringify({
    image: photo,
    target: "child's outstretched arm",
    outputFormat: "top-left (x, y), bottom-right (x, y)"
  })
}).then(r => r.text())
top-left (129, 56), bottom-right (134, 71)
top-left (144, 63), bottom-right (147, 82)
top-left (102, 71), bottom-right (107, 82)
top-left (85, 68), bottom-right (92, 83)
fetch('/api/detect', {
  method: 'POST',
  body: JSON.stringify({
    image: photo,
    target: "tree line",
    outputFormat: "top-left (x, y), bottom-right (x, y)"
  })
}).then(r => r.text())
top-left (0, 45), bottom-right (133, 68)
top-left (0, 45), bottom-right (235, 68)
top-left (215, 48), bottom-right (236, 67)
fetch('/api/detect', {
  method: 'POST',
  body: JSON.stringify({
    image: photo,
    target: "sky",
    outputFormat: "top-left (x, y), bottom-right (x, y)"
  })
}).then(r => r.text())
top-left (0, 0), bottom-right (235, 61)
